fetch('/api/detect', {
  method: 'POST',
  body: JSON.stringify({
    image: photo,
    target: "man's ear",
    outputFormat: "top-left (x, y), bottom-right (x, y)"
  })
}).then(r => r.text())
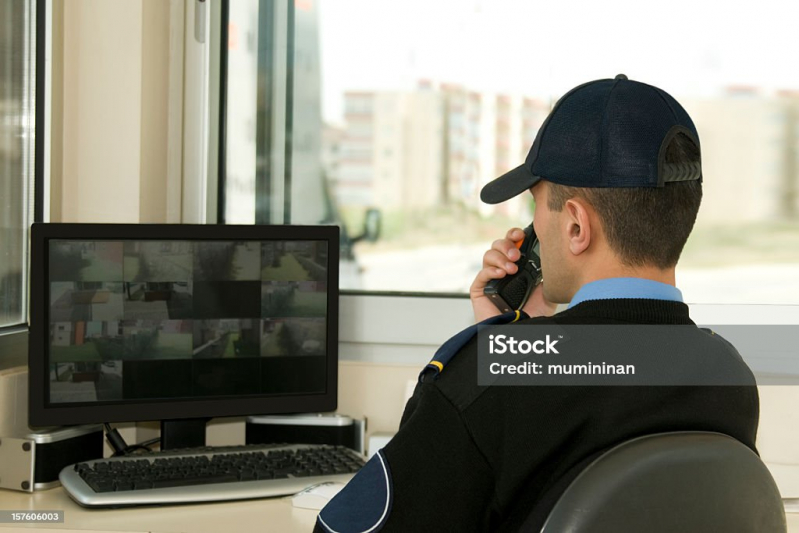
top-left (564, 198), bottom-right (591, 256)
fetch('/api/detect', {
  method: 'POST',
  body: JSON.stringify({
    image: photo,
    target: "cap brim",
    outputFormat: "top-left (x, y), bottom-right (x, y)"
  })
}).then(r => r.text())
top-left (480, 164), bottom-right (542, 204)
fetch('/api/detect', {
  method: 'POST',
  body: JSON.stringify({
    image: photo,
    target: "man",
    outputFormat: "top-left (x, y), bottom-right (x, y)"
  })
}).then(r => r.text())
top-left (314, 75), bottom-right (758, 532)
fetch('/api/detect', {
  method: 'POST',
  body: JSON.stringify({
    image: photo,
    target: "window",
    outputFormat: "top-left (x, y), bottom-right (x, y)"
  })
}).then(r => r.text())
top-left (220, 0), bottom-right (799, 303)
top-left (0, 0), bottom-right (37, 329)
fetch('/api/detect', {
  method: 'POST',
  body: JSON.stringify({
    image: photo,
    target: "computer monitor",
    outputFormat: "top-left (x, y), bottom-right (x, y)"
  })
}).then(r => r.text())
top-left (28, 223), bottom-right (339, 449)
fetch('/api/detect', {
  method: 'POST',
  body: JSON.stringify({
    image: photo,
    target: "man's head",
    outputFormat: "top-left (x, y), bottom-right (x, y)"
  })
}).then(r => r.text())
top-left (480, 75), bottom-right (703, 304)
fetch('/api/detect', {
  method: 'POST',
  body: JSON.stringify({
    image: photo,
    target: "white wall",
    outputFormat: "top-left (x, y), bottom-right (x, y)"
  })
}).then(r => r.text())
top-left (49, 0), bottom-right (183, 224)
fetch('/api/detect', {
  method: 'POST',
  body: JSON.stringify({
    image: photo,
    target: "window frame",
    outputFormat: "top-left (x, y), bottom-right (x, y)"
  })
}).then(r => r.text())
top-left (210, 0), bottom-right (799, 377)
top-left (0, 0), bottom-right (45, 370)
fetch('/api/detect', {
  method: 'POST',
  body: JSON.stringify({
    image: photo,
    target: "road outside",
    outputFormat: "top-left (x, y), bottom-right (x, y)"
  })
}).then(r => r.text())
top-left (355, 243), bottom-right (799, 305)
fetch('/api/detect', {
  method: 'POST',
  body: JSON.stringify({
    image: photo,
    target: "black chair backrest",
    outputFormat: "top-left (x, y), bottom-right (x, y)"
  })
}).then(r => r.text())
top-left (540, 431), bottom-right (786, 533)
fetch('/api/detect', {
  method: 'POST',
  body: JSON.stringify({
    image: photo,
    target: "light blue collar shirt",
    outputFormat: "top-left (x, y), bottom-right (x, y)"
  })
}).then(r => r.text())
top-left (568, 277), bottom-right (683, 309)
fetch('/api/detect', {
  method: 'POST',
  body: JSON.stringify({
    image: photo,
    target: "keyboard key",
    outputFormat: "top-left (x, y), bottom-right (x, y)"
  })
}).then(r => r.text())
top-left (69, 444), bottom-right (366, 506)
top-left (151, 474), bottom-right (238, 489)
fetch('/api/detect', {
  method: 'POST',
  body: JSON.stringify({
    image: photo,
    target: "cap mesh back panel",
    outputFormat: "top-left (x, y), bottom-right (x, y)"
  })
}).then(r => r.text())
top-left (530, 79), bottom-right (701, 189)
top-left (603, 82), bottom-right (677, 187)
top-left (532, 82), bottom-right (611, 186)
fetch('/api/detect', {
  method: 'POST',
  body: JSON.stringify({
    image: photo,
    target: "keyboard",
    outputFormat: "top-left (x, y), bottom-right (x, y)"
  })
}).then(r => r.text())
top-left (59, 443), bottom-right (365, 507)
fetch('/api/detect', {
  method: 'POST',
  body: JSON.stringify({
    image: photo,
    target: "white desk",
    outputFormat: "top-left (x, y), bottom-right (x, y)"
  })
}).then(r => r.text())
top-left (3, 486), bottom-right (799, 532)
top-left (0, 487), bottom-right (316, 533)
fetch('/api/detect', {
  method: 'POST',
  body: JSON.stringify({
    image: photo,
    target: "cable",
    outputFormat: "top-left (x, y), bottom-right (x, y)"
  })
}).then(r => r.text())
top-left (138, 437), bottom-right (161, 448)
top-left (104, 423), bottom-right (161, 457)
top-left (104, 422), bottom-right (128, 455)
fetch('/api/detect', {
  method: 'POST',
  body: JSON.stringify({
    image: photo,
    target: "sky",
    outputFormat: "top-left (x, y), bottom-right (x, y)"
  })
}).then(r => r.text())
top-left (317, 0), bottom-right (799, 124)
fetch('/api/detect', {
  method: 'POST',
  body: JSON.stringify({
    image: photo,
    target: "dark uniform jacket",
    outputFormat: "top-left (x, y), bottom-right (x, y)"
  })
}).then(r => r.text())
top-left (314, 298), bottom-right (759, 532)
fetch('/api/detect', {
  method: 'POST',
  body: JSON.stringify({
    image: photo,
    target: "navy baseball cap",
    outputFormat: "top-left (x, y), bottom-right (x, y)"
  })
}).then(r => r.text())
top-left (480, 74), bottom-right (702, 204)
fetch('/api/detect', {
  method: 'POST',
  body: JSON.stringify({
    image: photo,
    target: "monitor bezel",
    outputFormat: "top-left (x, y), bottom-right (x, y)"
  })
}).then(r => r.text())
top-left (28, 223), bottom-right (339, 427)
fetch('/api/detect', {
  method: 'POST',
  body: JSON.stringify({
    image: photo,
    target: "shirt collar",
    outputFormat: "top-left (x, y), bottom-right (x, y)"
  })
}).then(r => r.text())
top-left (568, 277), bottom-right (683, 309)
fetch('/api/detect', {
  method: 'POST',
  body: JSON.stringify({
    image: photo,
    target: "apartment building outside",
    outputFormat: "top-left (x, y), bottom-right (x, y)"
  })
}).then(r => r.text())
top-left (334, 84), bottom-right (548, 223)
top-left (337, 89), bottom-right (444, 209)
top-left (331, 85), bottom-right (799, 228)
top-left (684, 88), bottom-right (799, 224)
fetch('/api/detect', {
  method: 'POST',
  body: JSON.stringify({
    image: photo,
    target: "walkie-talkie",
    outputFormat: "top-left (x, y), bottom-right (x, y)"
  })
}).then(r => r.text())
top-left (483, 224), bottom-right (543, 313)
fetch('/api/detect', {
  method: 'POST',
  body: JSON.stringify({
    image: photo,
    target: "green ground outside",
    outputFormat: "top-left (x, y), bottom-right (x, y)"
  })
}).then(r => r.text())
top-left (154, 332), bottom-right (193, 359)
top-left (261, 254), bottom-right (311, 281)
top-left (344, 206), bottom-right (799, 270)
top-left (341, 205), bottom-right (529, 253)
top-left (123, 257), bottom-right (141, 281)
top-left (79, 258), bottom-right (123, 281)
top-left (52, 366), bottom-right (74, 382)
top-left (261, 323), bottom-right (287, 356)
top-left (287, 291), bottom-right (327, 316)
top-left (231, 246), bottom-right (260, 280)
top-left (288, 320), bottom-right (325, 342)
top-left (223, 333), bottom-right (241, 358)
top-left (263, 289), bottom-right (327, 317)
top-left (123, 252), bottom-right (191, 281)
top-left (51, 343), bottom-right (102, 363)
top-left (53, 332), bottom-right (192, 362)
top-left (680, 222), bottom-right (799, 268)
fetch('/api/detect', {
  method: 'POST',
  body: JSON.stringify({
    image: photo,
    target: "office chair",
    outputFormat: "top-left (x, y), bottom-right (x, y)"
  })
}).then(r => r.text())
top-left (539, 431), bottom-right (786, 533)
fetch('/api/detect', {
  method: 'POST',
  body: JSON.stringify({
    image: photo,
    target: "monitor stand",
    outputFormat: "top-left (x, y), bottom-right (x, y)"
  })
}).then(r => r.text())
top-left (160, 418), bottom-right (210, 450)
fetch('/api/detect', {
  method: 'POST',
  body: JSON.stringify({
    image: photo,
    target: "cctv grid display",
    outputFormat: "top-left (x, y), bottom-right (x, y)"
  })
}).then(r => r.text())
top-left (47, 239), bottom-right (329, 404)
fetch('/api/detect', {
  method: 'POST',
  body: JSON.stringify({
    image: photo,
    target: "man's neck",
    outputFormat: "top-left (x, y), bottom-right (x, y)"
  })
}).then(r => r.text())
top-left (578, 264), bottom-right (676, 288)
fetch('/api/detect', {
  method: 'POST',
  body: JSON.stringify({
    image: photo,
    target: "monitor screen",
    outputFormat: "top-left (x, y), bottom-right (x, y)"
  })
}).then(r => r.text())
top-left (29, 224), bottom-right (339, 427)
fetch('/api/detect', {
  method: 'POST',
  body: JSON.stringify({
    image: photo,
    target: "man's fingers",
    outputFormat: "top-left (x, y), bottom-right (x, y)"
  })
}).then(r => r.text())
top-left (489, 239), bottom-right (521, 263)
top-left (472, 266), bottom-right (506, 287)
top-left (482, 250), bottom-right (519, 273)
top-left (471, 265), bottom-right (509, 295)
top-left (506, 227), bottom-right (525, 242)
top-left (472, 227), bottom-right (528, 320)
top-left (474, 227), bottom-right (526, 294)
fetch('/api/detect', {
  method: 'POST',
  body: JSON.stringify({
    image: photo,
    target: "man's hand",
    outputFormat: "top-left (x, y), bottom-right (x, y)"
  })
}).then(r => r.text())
top-left (470, 227), bottom-right (557, 323)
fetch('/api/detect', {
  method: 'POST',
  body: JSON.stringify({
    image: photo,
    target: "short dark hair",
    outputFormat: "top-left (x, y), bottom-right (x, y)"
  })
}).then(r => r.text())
top-left (546, 132), bottom-right (702, 269)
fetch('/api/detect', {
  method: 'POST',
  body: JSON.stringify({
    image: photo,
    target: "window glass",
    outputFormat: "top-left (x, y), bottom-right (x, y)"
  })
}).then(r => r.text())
top-left (223, 0), bottom-right (799, 302)
top-left (0, 0), bottom-right (36, 327)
